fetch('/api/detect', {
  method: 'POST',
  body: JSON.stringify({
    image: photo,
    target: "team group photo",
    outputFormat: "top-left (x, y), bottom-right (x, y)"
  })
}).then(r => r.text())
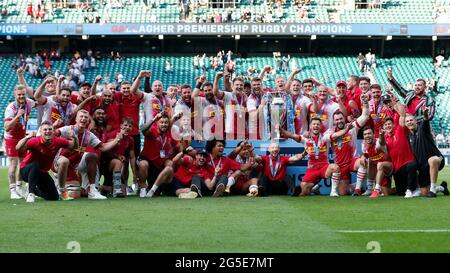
top-left (1, 0), bottom-right (450, 256)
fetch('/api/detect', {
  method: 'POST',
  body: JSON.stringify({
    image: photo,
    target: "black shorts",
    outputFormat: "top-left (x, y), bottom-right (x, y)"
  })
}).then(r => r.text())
top-left (137, 155), bottom-right (160, 187)
top-left (132, 134), bottom-right (141, 157)
top-left (159, 177), bottom-right (190, 197)
top-left (418, 156), bottom-right (445, 188)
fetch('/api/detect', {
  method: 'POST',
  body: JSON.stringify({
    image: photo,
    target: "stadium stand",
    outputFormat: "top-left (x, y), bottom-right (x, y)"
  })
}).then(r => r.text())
top-left (0, 54), bottom-right (446, 139)
top-left (0, 0), bottom-right (438, 24)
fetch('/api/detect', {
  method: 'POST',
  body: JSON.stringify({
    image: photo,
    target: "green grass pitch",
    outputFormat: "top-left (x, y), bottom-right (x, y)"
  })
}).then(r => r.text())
top-left (0, 167), bottom-right (449, 253)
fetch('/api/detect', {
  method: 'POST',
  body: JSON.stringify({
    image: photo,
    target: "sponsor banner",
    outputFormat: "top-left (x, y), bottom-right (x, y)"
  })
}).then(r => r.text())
top-left (2, 23), bottom-right (450, 36)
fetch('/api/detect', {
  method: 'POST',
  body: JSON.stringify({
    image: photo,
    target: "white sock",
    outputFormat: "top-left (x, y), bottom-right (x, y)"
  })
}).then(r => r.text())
top-left (436, 186), bottom-right (444, 193)
top-left (331, 172), bottom-right (340, 193)
top-left (9, 183), bottom-right (16, 192)
top-left (90, 183), bottom-right (97, 192)
top-left (375, 183), bottom-right (381, 191)
top-left (430, 181), bottom-right (436, 193)
top-left (227, 177), bottom-right (235, 187)
top-left (149, 184), bottom-right (159, 195)
top-left (356, 167), bottom-right (367, 190)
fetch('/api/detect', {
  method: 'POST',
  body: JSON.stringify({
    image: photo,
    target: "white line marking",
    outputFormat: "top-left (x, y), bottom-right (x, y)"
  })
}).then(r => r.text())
top-left (337, 229), bottom-right (450, 233)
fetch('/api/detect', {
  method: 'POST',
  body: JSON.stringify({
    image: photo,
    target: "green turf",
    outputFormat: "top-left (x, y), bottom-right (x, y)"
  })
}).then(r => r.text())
top-left (1, 167), bottom-right (449, 253)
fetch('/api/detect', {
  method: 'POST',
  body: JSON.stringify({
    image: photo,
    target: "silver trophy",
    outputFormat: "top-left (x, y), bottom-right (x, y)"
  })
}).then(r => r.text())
top-left (271, 91), bottom-right (285, 140)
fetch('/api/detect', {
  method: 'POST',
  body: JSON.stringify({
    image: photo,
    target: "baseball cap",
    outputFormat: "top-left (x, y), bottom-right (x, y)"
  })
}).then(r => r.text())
top-left (336, 80), bottom-right (347, 87)
top-left (196, 149), bottom-right (209, 156)
top-left (382, 94), bottom-right (392, 103)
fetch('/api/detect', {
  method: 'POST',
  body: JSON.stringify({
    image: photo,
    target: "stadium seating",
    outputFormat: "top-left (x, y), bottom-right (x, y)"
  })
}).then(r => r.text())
top-left (0, 0), bottom-right (436, 24)
top-left (0, 54), bottom-right (446, 139)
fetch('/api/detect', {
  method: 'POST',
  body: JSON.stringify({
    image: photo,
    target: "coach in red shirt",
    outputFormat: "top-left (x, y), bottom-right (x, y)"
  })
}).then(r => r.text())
top-left (254, 142), bottom-right (306, 196)
top-left (382, 102), bottom-right (419, 198)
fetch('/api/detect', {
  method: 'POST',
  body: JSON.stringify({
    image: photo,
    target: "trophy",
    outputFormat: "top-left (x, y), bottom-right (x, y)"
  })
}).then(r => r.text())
top-left (271, 91), bottom-right (285, 140)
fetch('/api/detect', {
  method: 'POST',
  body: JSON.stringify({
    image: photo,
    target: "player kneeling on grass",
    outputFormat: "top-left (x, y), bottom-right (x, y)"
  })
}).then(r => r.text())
top-left (361, 126), bottom-right (394, 198)
top-left (280, 118), bottom-right (341, 197)
top-left (405, 110), bottom-right (449, 197)
top-left (171, 147), bottom-right (215, 198)
top-left (253, 142), bottom-right (307, 197)
top-left (225, 141), bottom-right (260, 196)
top-left (328, 93), bottom-right (370, 196)
top-left (137, 112), bottom-right (180, 198)
top-left (53, 110), bottom-right (124, 200)
top-left (99, 117), bottom-right (137, 198)
top-left (16, 121), bottom-right (77, 202)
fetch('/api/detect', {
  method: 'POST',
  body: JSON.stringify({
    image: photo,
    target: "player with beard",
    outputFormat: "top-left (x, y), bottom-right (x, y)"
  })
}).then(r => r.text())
top-left (137, 113), bottom-right (180, 198)
top-left (192, 79), bottom-right (225, 141)
top-left (174, 84), bottom-right (196, 126)
top-left (16, 121), bottom-right (77, 202)
top-left (280, 118), bottom-right (341, 196)
top-left (405, 110), bottom-right (449, 197)
top-left (213, 72), bottom-right (248, 140)
top-left (170, 147), bottom-right (215, 198)
top-left (93, 83), bottom-right (120, 132)
top-left (4, 84), bottom-right (37, 199)
top-left (53, 110), bottom-right (124, 199)
top-left (387, 68), bottom-right (435, 122)
top-left (381, 105), bottom-right (420, 198)
top-left (361, 126), bottom-right (394, 197)
top-left (367, 84), bottom-right (390, 137)
top-left (247, 77), bottom-right (267, 140)
top-left (34, 78), bottom-right (77, 129)
top-left (100, 117), bottom-right (136, 197)
top-left (328, 93), bottom-right (370, 196)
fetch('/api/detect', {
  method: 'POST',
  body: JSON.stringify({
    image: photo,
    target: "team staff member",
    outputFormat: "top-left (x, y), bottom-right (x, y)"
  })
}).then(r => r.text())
top-left (382, 102), bottom-right (419, 198)
top-left (405, 109), bottom-right (449, 197)
top-left (387, 68), bottom-right (435, 122)
top-left (171, 147), bottom-right (214, 198)
top-left (190, 139), bottom-right (241, 197)
top-left (254, 142), bottom-right (307, 196)
top-left (16, 121), bottom-right (77, 202)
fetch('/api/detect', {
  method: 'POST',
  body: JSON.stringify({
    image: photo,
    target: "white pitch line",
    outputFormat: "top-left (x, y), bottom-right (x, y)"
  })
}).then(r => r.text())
top-left (336, 229), bottom-right (450, 233)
